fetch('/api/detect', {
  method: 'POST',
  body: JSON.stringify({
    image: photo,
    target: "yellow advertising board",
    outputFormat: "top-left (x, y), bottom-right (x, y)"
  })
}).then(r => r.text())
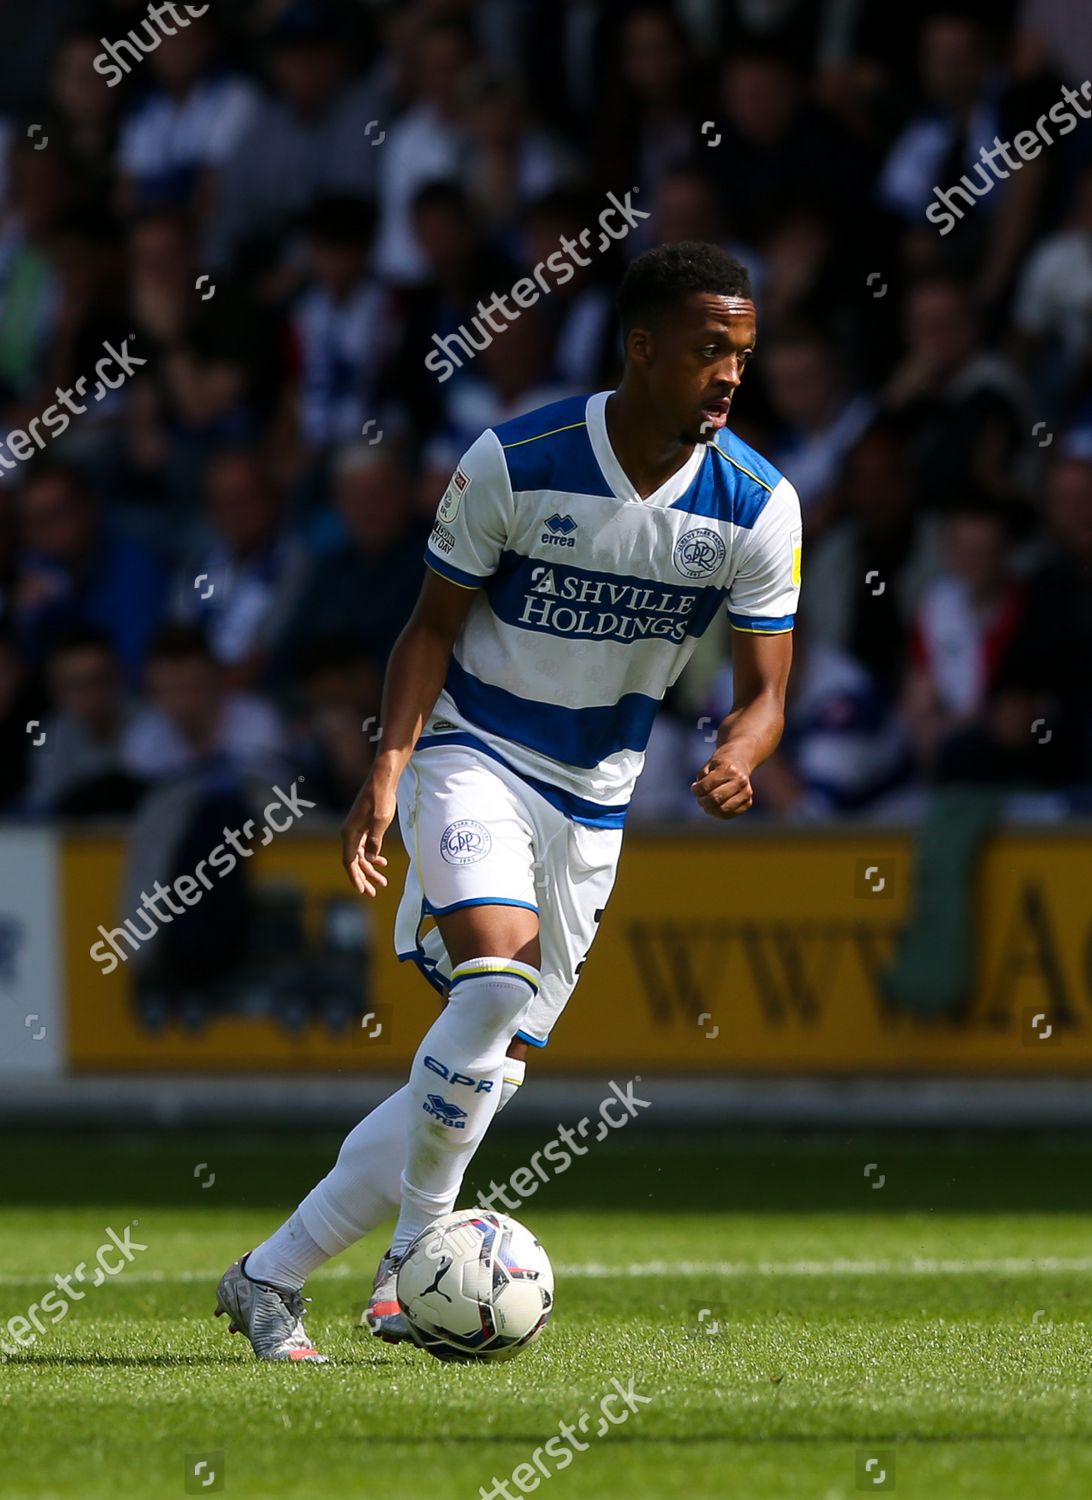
top-left (63, 828), bottom-right (1092, 1074)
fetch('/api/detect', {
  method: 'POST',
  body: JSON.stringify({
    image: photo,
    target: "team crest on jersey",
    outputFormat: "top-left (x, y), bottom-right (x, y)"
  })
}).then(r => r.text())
top-left (440, 819), bottom-right (492, 865)
top-left (673, 527), bottom-right (726, 580)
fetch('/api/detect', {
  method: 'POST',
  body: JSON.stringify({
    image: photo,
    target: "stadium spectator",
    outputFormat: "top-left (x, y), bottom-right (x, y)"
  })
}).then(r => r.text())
top-left (592, 4), bottom-right (705, 221)
top-left (743, 628), bottom-right (913, 818)
top-left (649, 166), bottom-right (763, 298)
top-left (27, 628), bottom-right (145, 815)
top-left (1013, 0), bottom-right (1092, 92)
top-left (987, 455), bottom-right (1092, 791)
top-left (705, 44), bottom-right (872, 250)
top-left (805, 418), bottom-right (941, 699)
top-left (0, 137), bottom-right (74, 412)
top-left (422, 305), bottom-right (578, 483)
top-left (121, 623), bottom-right (287, 783)
top-left (127, 209), bottom-right (282, 501)
top-left (269, 444), bottom-right (427, 685)
top-left (44, 32), bottom-right (121, 211)
top-left (1011, 161), bottom-right (1092, 413)
top-left (373, 16), bottom-right (478, 283)
top-left (521, 188), bottom-right (621, 391)
top-left (386, 180), bottom-right (518, 443)
top-left (281, 195), bottom-right (400, 462)
top-left (760, 326), bottom-right (875, 528)
top-left (0, 621), bottom-right (46, 810)
top-left (12, 465), bottom-right (166, 687)
top-left (878, 11), bottom-right (1008, 231)
top-left (517, 0), bottom-right (621, 139)
top-left (115, 13), bottom-right (258, 219)
top-left (168, 447), bottom-right (309, 689)
top-left (291, 633), bottom-right (383, 812)
top-left (461, 67), bottom-right (575, 253)
top-left (45, 207), bottom-right (130, 471)
top-left (0, 482), bottom-right (18, 619)
top-left (206, 2), bottom-right (386, 271)
top-left (902, 498), bottom-right (1027, 779)
top-left (883, 276), bottom-right (1028, 507)
top-left (878, 10), bottom-right (1059, 303)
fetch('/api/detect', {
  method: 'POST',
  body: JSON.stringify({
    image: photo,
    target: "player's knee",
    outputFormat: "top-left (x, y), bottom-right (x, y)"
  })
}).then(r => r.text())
top-left (447, 957), bottom-right (541, 1038)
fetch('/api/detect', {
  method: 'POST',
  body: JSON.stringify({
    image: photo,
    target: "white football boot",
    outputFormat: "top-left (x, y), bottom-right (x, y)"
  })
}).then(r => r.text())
top-left (364, 1249), bottom-right (411, 1343)
top-left (214, 1255), bottom-right (327, 1362)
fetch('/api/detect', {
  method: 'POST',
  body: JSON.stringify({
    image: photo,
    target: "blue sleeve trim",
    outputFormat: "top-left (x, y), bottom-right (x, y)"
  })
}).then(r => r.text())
top-left (514, 1029), bottom-right (549, 1048)
top-left (727, 611), bottom-right (795, 633)
top-left (425, 551), bottom-right (488, 590)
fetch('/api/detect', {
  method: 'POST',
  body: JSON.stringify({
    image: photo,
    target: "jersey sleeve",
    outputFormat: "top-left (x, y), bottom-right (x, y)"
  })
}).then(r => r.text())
top-left (424, 429), bottom-right (512, 589)
top-left (725, 477), bottom-right (801, 633)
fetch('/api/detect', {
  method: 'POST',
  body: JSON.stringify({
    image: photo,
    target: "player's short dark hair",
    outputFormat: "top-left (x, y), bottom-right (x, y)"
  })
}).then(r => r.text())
top-left (616, 241), bottom-right (752, 336)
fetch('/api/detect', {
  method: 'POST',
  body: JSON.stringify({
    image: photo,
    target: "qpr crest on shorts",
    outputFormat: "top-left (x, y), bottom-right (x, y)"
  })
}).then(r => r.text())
top-left (440, 819), bottom-right (492, 864)
top-left (673, 527), bottom-right (727, 580)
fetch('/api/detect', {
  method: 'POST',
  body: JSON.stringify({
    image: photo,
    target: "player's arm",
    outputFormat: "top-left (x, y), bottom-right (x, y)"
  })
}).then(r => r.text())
top-left (341, 431), bottom-right (512, 896)
top-left (695, 475), bottom-right (801, 819)
top-left (341, 570), bottom-right (477, 895)
top-left (691, 630), bottom-right (792, 819)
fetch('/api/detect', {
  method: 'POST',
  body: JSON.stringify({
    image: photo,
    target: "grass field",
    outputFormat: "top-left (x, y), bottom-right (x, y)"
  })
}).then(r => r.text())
top-left (2, 1125), bottom-right (1092, 1500)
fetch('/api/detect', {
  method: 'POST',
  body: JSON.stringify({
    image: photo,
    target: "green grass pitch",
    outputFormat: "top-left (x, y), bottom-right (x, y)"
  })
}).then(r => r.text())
top-left (2, 1125), bottom-right (1092, 1499)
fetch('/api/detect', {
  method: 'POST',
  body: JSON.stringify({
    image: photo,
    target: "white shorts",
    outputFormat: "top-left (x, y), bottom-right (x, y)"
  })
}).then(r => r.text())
top-left (393, 743), bottom-right (623, 1046)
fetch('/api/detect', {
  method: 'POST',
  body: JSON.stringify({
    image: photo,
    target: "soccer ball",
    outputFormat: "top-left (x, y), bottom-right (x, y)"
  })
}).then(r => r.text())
top-left (396, 1210), bottom-right (554, 1362)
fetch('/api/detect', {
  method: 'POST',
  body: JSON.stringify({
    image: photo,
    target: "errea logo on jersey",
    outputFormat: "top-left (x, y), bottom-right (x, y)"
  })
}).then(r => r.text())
top-left (673, 527), bottom-right (726, 580)
top-left (541, 513), bottom-right (577, 547)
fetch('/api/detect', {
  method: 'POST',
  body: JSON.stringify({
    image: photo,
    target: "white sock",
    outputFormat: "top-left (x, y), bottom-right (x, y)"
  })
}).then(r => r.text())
top-left (499, 1055), bottom-right (526, 1110)
top-left (296, 1086), bottom-right (410, 1255)
top-left (390, 958), bottom-right (538, 1256)
top-left (244, 1210), bottom-right (329, 1292)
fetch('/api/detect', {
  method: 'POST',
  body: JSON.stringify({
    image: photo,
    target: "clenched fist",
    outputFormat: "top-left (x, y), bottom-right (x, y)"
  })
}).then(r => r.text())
top-left (691, 749), bottom-right (754, 819)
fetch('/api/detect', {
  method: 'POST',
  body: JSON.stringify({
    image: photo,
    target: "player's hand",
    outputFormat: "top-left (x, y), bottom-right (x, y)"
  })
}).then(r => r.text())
top-left (341, 778), bottom-right (396, 897)
top-left (691, 749), bottom-right (753, 819)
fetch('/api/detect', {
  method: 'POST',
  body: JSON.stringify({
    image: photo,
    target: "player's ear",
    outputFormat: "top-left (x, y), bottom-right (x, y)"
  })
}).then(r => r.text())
top-left (624, 325), bottom-right (655, 368)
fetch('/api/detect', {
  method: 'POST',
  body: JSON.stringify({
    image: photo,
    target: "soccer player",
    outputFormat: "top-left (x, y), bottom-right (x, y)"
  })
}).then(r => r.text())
top-left (215, 241), bottom-right (801, 1359)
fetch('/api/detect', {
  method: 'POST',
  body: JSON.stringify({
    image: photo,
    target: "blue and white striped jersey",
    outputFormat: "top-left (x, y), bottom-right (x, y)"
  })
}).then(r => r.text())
top-left (421, 391), bottom-right (801, 827)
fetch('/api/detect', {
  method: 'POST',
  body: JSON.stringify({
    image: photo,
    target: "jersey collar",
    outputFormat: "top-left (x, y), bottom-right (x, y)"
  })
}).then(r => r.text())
top-left (584, 390), bottom-right (707, 507)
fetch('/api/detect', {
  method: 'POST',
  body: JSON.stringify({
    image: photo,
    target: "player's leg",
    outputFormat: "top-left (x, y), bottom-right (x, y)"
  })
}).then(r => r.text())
top-left (362, 902), bottom-right (540, 1343)
top-left (219, 749), bottom-right (539, 1356)
top-left (386, 903), bottom-right (540, 1257)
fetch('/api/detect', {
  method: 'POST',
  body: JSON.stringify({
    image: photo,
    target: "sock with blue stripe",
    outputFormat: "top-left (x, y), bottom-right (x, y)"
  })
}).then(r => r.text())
top-left (390, 957), bottom-right (539, 1256)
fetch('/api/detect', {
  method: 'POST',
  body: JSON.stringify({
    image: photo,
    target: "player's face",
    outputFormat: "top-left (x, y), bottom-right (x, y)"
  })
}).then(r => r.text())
top-left (648, 293), bottom-right (757, 445)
